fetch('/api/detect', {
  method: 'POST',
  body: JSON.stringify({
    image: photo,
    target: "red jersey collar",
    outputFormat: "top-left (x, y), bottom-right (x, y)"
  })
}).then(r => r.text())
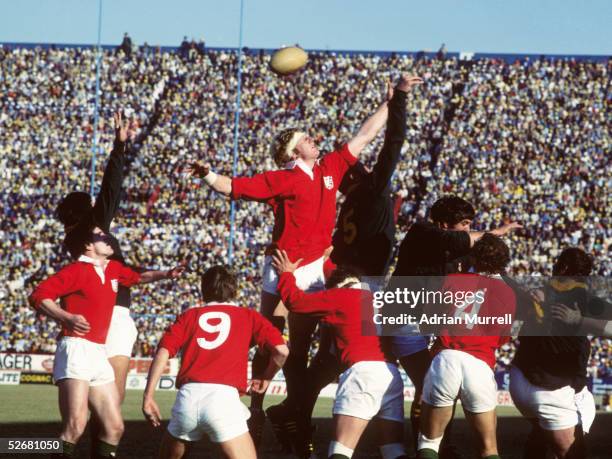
top-left (285, 158), bottom-right (315, 180)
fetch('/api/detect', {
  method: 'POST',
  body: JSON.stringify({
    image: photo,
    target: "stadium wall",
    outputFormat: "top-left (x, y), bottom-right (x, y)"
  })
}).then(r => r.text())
top-left (1, 42), bottom-right (609, 63)
top-left (3, 353), bottom-right (611, 407)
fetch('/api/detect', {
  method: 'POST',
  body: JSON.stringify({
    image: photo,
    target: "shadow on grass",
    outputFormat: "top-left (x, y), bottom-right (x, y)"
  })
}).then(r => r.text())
top-left (2, 414), bottom-right (612, 458)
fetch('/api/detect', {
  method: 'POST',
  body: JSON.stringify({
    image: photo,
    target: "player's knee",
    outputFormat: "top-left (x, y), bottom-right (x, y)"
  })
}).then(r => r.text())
top-left (64, 416), bottom-right (88, 441)
top-left (104, 417), bottom-right (124, 441)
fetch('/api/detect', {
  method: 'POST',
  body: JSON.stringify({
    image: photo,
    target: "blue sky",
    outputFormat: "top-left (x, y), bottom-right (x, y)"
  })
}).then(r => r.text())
top-left (2, 0), bottom-right (610, 55)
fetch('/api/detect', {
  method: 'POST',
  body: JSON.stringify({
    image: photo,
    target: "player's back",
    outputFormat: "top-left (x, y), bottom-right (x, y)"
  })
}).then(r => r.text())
top-left (159, 303), bottom-right (284, 392)
top-left (434, 273), bottom-right (516, 368)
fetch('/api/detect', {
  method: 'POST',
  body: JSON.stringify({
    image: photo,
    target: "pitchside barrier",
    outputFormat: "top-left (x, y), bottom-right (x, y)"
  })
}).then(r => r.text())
top-left (2, 353), bottom-right (611, 408)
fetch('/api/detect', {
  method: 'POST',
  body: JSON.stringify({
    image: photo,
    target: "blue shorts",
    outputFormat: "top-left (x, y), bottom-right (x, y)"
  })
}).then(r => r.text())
top-left (391, 335), bottom-right (429, 358)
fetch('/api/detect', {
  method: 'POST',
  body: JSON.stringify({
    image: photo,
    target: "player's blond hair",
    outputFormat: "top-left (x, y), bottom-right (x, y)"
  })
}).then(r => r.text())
top-left (271, 128), bottom-right (301, 167)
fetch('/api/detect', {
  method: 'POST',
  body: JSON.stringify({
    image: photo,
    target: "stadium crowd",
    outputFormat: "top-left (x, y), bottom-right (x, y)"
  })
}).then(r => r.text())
top-left (0, 44), bottom-right (609, 368)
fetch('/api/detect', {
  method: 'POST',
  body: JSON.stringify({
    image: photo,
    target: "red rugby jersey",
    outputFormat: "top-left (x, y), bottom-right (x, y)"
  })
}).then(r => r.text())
top-left (278, 272), bottom-right (389, 367)
top-left (30, 258), bottom-right (141, 344)
top-left (433, 273), bottom-right (516, 369)
top-left (231, 145), bottom-right (357, 266)
top-left (159, 304), bottom-right (285, 392)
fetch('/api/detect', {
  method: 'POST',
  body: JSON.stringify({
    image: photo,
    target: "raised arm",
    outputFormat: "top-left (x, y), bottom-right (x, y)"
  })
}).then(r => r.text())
top-left (371, 75), bottom-right (422, 194)
top-left (92, 112), bottom-right (137, 232)
top-left (347, 100), bottom-right (389, 159)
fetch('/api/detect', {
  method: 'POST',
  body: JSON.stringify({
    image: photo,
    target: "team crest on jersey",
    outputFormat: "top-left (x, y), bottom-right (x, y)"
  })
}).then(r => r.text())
top-left (111, 279), bottom-right (119, 293)
top-left (324, 176), bottom-right (334, 190)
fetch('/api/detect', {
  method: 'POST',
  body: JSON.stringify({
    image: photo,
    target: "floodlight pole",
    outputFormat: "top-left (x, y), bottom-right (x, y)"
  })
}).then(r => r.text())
top-left (90, 0), bottom-right (103, 197)
top-left (228, 0), bottom-right (245, 266)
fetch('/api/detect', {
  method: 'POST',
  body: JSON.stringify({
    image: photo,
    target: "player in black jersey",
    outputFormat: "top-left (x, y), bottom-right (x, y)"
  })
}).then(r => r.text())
top-left (55, 113), bottom-right (185, 457)
top-left (264, 74), bottom-right (422, 458)
top-left (392, 196), bottom-right (521, 458)
top-left (511, 248), bottom-right (597, 459)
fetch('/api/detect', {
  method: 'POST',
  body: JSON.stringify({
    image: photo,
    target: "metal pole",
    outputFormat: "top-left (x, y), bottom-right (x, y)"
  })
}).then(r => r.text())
top-left (90, 0), bottom-right (103, 196)
top-left (228, 0), bottom-right (245, 266)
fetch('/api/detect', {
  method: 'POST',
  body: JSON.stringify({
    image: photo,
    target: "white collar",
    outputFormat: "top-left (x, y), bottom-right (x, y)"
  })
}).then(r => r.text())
top-left (187, 301), bottom-right (239, 310)
top-left (286, 158), bottom-right (315, 180)
top-left (78, 255), bottom-right (105, 268)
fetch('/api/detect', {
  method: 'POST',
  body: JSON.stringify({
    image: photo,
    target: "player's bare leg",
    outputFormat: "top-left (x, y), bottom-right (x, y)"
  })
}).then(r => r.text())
top-left (108, 356), bottom-right (130, 403)
top-left (330, 414), bottom-right (369, 458)
top-left (249, 291), bottom-right (287, 448)
top-left (218, 432), bottom-right (257, 459)
top-left (159, 431), bottom-right (192, 459)
top-left (58, 378), bottom-right (90, 454)
top-left (88, 381), bottom-right (124, 457)
top-left (545, 426), bottom-right (586, 459)
top-left (375, 418), bottom-right (409, 459)
top-left (464, 409), bottom-right (499, 458)
top-left (417, 403), bottom-right (454, 459)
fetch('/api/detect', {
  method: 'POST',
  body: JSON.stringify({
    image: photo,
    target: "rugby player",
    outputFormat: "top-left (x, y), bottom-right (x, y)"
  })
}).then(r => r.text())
top-left (392, 196), bottom-right (520, 455)
top-left (29, 224), bottom-right (183, 458)
top-left (265, 73), bottom-right (423, 458)
top-left (417, 234), bottom-right (517, 459)
top-left (142, 266), bottom-right (289, 459)
top-left (273, 249), bottom-right (409, 459)
top-left (510, 248), bottom-right (597, 459)
top-left (55, 112), bottom-right (139, 406)
top-left (185, 84), bottom-right (394, 443)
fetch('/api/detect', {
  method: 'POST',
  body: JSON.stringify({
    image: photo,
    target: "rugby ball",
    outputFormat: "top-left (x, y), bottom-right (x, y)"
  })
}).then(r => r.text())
top-left (270, 46), bottom-right (308, 75)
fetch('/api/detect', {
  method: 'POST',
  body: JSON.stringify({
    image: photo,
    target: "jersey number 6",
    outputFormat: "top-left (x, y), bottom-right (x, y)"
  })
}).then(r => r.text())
top-left (197, 311), bottom-right (231, 349)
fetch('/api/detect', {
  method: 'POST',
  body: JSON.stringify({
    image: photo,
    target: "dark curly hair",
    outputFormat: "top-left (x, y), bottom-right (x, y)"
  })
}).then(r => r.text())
top-left (56, 191), bottom-right (93, 228)
top-left (325, 265), bottom-right (363, 289)
top-left (553, 248), bottom-right (593, 277)
top-left (429, 196), bottom-right (475, 226)
top-left (471, 233), bottom-right (510, 275)
top-left (270, 128), bottom-right (300, 167)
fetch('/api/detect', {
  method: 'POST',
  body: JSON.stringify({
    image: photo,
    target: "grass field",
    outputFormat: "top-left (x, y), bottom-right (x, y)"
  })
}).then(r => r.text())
top-left (1, 386), bottom-right (611, 458)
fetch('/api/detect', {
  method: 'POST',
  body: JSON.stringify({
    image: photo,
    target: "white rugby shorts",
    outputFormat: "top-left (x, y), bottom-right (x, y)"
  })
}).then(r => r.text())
top-left (262, 255), bottom-right (326, 295)
top-left (53, 337), bottom-right (115, 386)
top-left (423, 349), bottom-right (497, 413)
top-left (333, 361), bottom-right (404, 422)
top-left (509, 366), bottom-right (596, 433)
top-left (105, 306), bottom-right (138, 358)
top-left (167, 383), bottom-right (251, 443)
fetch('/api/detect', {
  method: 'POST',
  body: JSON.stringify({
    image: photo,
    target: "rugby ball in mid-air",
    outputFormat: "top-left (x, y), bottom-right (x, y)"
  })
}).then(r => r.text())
top-left (270, 46), bottom-right (308, 75)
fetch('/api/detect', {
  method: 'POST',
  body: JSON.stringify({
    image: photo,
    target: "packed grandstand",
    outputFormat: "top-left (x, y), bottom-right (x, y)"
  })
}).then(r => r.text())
top-left (0, 43), bottom-right (609, 378)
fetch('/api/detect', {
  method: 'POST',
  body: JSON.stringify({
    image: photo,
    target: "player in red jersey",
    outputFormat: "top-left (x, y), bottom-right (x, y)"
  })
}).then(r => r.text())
top-left (29, 224), bottom-right (184, 459)
top-left (142, 266), bottom-right (289, 459)
top-left (416, 234), bottom-right (516, 459)
top-left (185, 87), bottom-right (394, 439)
top-left (272, 249), bottom-right (409, 459)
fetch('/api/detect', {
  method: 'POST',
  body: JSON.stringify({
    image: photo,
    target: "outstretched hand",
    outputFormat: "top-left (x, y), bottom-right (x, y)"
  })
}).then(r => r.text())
top-left (113, 111), bottom-right (138, 143)
top-left (184, 161), bottom-right (211, 179)
top-left (271, 249), bottom-right (303, 274)
top-left (167, 261), bottom-right (188, 279)
top-left (551, 303), bottom-right (583, 326)
top-left (396, 74), bottom-right (423, 93)
top-left (491, 221), bottom-right (523, 237)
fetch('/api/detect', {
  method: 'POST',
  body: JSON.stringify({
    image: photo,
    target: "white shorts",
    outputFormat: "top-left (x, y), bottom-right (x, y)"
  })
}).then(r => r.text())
top-left (509, 366), bottom-right (596, 433)
top-left (105, 306), bottom-right (138, 358)
top-left (333, 361), bottom-right (404, 422)
top-left (423, 349), bottom-right (497, 413)
top-left (53, 337), bottom-right (115, 387)
top-left (167, 383), bottom-right (251, 443)
top-left (262, 255), bottom-right (326, 295)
